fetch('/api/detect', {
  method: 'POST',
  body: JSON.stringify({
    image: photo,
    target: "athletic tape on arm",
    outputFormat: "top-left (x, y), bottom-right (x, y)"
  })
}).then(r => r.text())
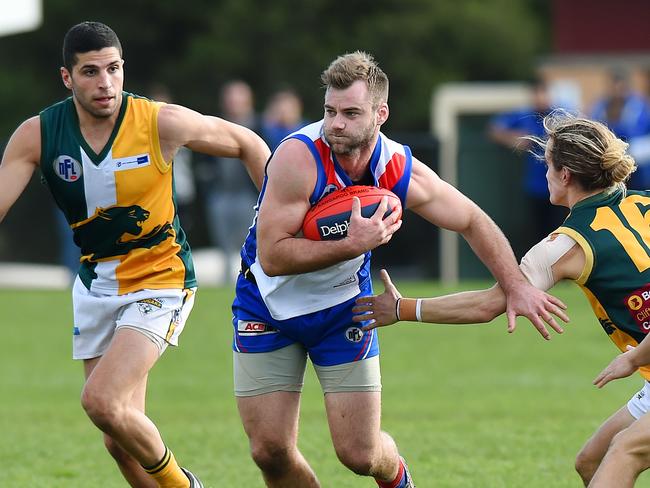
top-left (519, 233), bottom-right (577, 291)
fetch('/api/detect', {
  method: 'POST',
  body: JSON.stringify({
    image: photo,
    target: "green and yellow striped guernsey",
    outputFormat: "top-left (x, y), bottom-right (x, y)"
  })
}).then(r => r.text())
top-left (40, 92), bottom-right (196, 295)
top-left (557, 188), bottom-right (650, 379)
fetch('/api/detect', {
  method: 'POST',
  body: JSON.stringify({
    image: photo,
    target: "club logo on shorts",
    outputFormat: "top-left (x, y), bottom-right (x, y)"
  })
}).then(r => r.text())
top-left (637, 389), bottom-right (646, 401)
top-left (345, 327), bottom-right (364, 343)
top-left (53, 155), bottom-right (82, 182)
top-left (137, 298), bottom-right (163, 316)
top-left (237, 320), bottom-right (277, 336)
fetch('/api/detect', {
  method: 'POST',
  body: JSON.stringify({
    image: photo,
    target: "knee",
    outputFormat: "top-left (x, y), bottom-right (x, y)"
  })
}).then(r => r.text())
top-left (249, 439), bottom-right (293, 476)
top-left (80, 384), bottom-right (122, 430)
top-left (607, 430), bottom-right (650, 467)
top-left (334, 444), bottom-right (375, 475)
top-left (575, 447), bottom-right (600, 483)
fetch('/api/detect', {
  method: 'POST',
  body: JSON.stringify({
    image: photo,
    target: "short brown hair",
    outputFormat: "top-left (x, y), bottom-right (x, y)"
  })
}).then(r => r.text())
top-left (62, 21), bottom-right (122, 71)
top-left (320, 51), bottom-right (389, 107)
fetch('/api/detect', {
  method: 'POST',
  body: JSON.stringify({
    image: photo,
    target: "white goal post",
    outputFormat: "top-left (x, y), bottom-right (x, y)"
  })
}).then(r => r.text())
top-left (431, 82), bottom-right (532, 284)
top-left (0, 0), bottom-right (42, 37)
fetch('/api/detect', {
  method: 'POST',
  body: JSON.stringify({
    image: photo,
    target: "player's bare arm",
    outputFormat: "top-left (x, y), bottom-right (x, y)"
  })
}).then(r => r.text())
top-left (257, 139), bottom-right (401, 276)
top-left (0, 116), bottom-right (41, 223)
top-left (355, 233), bottom-right (574, 331)
top-left (157, 103), bottom-right (269, 190)
top-left (404, 159), bottom-right (567, 338)
top-left (353, 269), bottom-right (507, 329)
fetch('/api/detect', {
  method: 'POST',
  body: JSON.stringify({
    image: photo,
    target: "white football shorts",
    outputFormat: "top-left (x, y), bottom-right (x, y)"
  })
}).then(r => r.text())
top-left (627, 381), bottom-right (650, 419)
top-left (71, 276), bottom-right (196, 360)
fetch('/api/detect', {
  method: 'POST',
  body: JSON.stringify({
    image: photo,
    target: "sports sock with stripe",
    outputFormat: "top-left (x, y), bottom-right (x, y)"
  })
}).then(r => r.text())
top-left (375, 457), bottom-right (406, 488)
top-left (142, 446), bottom-right (190, 488)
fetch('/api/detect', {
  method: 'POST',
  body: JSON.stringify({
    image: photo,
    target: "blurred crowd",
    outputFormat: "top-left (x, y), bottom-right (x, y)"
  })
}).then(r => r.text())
top-left (489, 68), bottom-right (650, 248)
top-left (52, 68), bottom-right (650, 282)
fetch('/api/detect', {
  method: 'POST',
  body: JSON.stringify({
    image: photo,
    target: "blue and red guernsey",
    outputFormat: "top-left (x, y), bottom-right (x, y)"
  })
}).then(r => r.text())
top-left (237, 120), bottom-right (412, 321)
top-left (291, 121), bottom-right (412, 206)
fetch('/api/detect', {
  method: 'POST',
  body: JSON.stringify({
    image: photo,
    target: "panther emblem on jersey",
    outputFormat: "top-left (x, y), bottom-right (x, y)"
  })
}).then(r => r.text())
top-left (74, 205), bottom-right (174, 261)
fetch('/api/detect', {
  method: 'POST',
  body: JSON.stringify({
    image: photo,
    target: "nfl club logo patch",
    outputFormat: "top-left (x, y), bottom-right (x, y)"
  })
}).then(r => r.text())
top-left (345, 327), bottom-right (364, 343)
top-left (53, 155), bottom-right (82, 182)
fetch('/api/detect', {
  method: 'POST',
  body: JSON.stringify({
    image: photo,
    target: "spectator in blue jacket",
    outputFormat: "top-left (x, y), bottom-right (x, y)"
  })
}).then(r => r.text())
top-left (590, 70), bottom-right (650, 189)
top-left (489, 78), bottom-right (568, 250)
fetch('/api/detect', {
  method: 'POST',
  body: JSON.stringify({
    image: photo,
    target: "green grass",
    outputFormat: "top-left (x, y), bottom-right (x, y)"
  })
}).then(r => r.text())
top-left (1, 282), bottom-right (649, 487)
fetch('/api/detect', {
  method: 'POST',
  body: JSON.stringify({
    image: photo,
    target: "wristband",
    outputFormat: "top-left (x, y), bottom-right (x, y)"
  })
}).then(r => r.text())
top-left (397, 298), bottom-right (423, 322)
top-left (395, 298), bottom-right (402, 321)
top-left (398, 298), bottom-right (417, 321)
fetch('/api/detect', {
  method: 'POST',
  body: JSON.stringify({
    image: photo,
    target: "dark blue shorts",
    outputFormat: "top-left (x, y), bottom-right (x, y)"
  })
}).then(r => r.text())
top-left (232, 273), bottom-right (379, 366)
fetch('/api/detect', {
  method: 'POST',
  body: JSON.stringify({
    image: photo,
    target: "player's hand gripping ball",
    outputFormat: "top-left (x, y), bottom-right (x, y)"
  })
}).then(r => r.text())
top-left (302, 185), bottom-right (402, 241)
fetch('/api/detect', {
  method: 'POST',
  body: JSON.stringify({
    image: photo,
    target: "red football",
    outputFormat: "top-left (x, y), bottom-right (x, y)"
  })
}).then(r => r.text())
top-left (302, 185), bottom-right (402, 241)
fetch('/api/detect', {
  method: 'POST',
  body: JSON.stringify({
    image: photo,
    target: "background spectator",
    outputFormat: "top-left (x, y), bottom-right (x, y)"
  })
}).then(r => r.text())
top-left (488, 78), bottom-right (568, 250)
top-left (147, 83), bottom-right (198, 233)
top-left (261, 87), bottom-right (305, 150)
top-left (54, 208), bottom-right (79, 282)
top-left (590, 70), bottom-right (650, 189)
top-left (195, 80), bottom-right (260, 283)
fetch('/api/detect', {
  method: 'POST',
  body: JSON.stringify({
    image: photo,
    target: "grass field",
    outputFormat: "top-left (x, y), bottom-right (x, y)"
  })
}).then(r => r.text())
top-left (1, 281), bottom-right (650, 487)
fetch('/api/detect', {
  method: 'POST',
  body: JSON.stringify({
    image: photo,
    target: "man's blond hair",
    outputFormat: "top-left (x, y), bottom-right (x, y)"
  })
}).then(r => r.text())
top-left (321, 51), bottom-right (389, 107)
top-left (524, 111), bottom-right (636, 192)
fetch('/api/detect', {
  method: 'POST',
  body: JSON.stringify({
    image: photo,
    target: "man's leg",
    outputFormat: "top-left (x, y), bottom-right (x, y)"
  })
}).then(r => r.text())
top-left (85, 356), bottom-right (156, 487)
top-left (589, 412), bottom-right (650, 487)
top-left (234, 344), bottom-right (319, 487)
top-left (325, 390), bottom-right (409, 485)
top-left (237, 391), bottom-right (319, 487)
top-left (575, 405), bottom-right (635, 486)
top-left (82, 328), bottom-right (193, 488)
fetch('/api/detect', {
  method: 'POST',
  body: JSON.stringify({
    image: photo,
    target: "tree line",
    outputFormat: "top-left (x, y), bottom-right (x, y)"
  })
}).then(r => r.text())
top-left (0, 0), bottom-right (549, 139)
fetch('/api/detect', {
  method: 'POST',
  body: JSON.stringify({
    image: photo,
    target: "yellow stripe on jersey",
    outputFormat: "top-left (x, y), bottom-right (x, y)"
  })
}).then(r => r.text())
top-left (148, 101), bottom-right (173, 174)
top-left (556, 226), bottom-right (594, 286)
